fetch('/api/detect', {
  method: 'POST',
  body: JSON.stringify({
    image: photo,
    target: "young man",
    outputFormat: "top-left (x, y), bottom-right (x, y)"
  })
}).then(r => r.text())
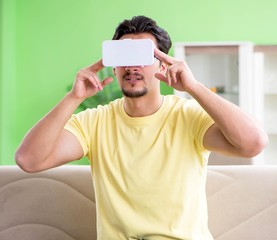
top-left (15, 16), bottom-right (268, 239)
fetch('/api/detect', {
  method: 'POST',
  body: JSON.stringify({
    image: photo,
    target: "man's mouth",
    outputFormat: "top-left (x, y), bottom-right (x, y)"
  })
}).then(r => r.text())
top-left (124, 73), bottom-right (143, 81)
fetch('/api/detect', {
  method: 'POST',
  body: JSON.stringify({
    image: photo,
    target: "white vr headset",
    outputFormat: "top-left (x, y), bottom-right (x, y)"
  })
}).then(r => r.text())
top-left (102, 39), bottom-right (155, 67)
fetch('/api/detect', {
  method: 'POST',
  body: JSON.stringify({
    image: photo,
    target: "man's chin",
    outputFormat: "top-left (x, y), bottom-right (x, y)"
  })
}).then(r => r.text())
top-left (122, 88), bottom-right (148, 98)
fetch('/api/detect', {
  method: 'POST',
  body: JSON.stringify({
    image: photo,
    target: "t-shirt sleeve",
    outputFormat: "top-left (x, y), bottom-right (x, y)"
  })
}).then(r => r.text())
top-left (64, 111), bottom-right (90, 158)
top-left (183, 99), bottom-right (215, 151)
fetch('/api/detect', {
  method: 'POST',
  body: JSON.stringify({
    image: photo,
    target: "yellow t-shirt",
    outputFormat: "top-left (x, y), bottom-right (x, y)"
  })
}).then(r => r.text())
top-left (65, 95), bottom-right (215, 240)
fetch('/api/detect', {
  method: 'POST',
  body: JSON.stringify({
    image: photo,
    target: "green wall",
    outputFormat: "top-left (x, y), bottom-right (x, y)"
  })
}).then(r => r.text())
top-left (1, 0), bottom-right (277, 165)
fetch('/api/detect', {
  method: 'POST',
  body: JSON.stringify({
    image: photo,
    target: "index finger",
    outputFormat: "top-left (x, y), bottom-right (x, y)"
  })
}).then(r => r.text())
top-left (87, 59), bottom-right (105, 72)
top-left (154, 48), bottom-right (176, 65)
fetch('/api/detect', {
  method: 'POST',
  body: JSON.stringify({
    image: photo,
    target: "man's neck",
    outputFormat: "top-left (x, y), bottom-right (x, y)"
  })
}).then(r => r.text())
top-left (123, 94), bottom-right (164, 117)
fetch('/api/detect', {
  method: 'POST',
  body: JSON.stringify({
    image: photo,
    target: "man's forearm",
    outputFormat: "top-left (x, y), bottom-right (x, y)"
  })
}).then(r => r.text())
top-left (15, 92), bottom-right (83, 169)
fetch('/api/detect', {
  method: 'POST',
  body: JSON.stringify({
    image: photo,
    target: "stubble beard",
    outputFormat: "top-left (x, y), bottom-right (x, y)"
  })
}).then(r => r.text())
top-left (121, 73), bottom-right (148, 98)
top-left (122, 87), bottom-right (148, 98)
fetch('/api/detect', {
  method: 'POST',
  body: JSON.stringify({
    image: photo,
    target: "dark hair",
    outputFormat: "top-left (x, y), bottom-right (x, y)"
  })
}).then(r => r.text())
top-left (112, 16), bottom-right (172, 54)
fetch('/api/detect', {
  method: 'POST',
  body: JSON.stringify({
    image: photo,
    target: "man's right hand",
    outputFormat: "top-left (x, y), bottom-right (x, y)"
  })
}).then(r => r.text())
top-left (70, 59), bottom-right (114, 101)
top-left (15, 59), bottom-right (114, 173)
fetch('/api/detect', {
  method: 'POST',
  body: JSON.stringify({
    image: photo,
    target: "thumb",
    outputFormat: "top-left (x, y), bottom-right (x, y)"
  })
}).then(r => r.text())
top-left (101, 77), bottom-right (114, 88)
top-left (155, 73), bottom-right (167, 83)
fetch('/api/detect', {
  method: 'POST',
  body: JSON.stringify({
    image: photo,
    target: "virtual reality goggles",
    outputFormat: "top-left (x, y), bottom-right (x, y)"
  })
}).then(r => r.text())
top-left (102, 39), bottom-right (155, 67)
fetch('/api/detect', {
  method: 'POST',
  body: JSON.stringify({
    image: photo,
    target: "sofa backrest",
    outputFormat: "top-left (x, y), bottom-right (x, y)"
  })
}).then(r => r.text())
top-left (207, 165), bottom-right (277, 240)
top-left (0, 165), bottom-right (276, 240)
top-left (0, 166), bottom-right (96, 240)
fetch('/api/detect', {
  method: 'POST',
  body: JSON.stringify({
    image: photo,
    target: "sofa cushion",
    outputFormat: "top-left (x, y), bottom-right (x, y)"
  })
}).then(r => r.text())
top-left (0, 165), bottom-right (276, 240)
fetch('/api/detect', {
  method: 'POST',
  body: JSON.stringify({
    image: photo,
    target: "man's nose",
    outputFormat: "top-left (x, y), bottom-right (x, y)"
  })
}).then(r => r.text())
top-left (125, 66), bottom-right (142, 72)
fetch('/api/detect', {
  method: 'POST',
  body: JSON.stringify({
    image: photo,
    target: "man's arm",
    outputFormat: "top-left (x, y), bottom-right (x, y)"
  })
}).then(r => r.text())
top-left (15, 60), bottom-right (113, 172)
top-left (189, 82), bottom-right (267, 157)
top-left (154, 48), bottom-right (268, 158)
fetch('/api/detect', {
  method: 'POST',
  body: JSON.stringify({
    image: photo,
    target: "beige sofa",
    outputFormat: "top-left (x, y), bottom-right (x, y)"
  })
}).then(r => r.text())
top-left (0, 165), bottom-right (276, 240)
